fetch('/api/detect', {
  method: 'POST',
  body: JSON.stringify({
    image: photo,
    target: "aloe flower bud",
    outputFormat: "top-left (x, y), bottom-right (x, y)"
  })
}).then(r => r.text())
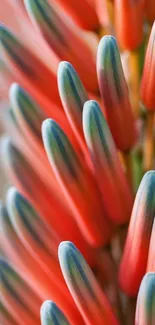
top-left (119, 171), bottom-right (155, 296)
top-left (83, 100), bottom-right (133, 224)
top-left (140, 22), bottom-right (155, 111)
top-left (58, 61), bottom-right (89, 157)
top-left (0, 258), bottom-right (41, 325)
top-left (41, 300), bottom-right (70, 325)
top-left (97, 36), bottom-right (137, 152)
top-left (42, 118), bottom-right (112, 247)
top-left (115, 0), bottom-right (144, 51)
top-left (24, 0), bottom-right (98, 92)
top-left (135, 273), bottom-right (155, 325)
top-left (59, 241), bottom-right (120, 325)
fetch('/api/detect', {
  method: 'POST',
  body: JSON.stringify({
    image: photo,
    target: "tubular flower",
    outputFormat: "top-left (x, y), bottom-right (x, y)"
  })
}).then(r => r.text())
top-left (119, 171), bottom-right (155, 296)
top-left (97, 35), bottom-right (137, 152)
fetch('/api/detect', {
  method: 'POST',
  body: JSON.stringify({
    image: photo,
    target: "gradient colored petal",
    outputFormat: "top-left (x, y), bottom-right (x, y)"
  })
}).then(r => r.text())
top-left (42, 118), bottom-right (112, 247)
top-left (119, 171), bottom-right (155, 296)
top-left (135, 272), bottom-right (155, 325)
top-left (59, 241), bottom-right (120, 325)
top-left (41, 300), bottom-right (70, 325)
top-left (97, 36), bottom-right (137, 151)
top-left (24, 0), bottom-right (98, 92)
top-left (83, 100), bottom-right (133, 224)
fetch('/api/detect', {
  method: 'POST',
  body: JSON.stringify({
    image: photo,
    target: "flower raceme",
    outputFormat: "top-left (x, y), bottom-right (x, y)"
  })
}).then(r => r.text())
top-left (1, 1), bottom-right (155, 325)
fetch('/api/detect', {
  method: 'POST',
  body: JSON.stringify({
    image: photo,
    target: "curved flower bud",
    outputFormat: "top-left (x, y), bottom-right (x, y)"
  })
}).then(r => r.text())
top-left (140, 22), bottom-right (155, 111)
top-left (135, 273), bottom-right (155, 325)
top-left (83, 100), bottom-right (133, 224)
top-left (97, 36), bottom-right (137, 151)
top-left (119, 171), bottom-right (155, 296)
top-left (115, 0), bottom-right (144, 51)
top-left (0, 258), bottom-right (41, 325)
top-left (24, 0), bottom-right (98, 92)
top-left (0, 24), bottom-right (60, 109)
top-left (41, 300), bottom-right (70, 325)
top-left (42, 118), bottom-right (112, 247)
top-left (59, 241), bottom-right (119, 325)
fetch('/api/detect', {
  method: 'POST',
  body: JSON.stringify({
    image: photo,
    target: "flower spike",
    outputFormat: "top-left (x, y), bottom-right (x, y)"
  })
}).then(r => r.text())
top-left (119, 171), bottom-right (155, 296)
top-left (97, 36), bottom-right (137, 152)
top-left (59, 241), bottom-right (120, 325)
top-left (135, 273), bottom-right (155, 325)
top-left (83, 100), bottom-right (133, 224)
top-left (41, 300), bottom-right (71, 325)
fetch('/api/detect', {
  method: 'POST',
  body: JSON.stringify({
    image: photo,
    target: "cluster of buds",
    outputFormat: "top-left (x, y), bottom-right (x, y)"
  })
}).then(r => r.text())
top-left (0, 1), bottom-right (155, 325)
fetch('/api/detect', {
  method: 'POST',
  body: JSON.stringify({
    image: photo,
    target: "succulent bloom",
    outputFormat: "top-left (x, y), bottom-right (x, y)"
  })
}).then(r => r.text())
top-left (97, 35), bottom-right (137, 152)
top-left (41, 300), bottom-right (71, 325)
top-left (135, 272), bottom-right (155, 325)
top-left (1, 1), bottom-right (155, 324)
top-left (119, 171), bottom-right (155, 296)
top-left (59, 241), bottom-right (120, 325)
